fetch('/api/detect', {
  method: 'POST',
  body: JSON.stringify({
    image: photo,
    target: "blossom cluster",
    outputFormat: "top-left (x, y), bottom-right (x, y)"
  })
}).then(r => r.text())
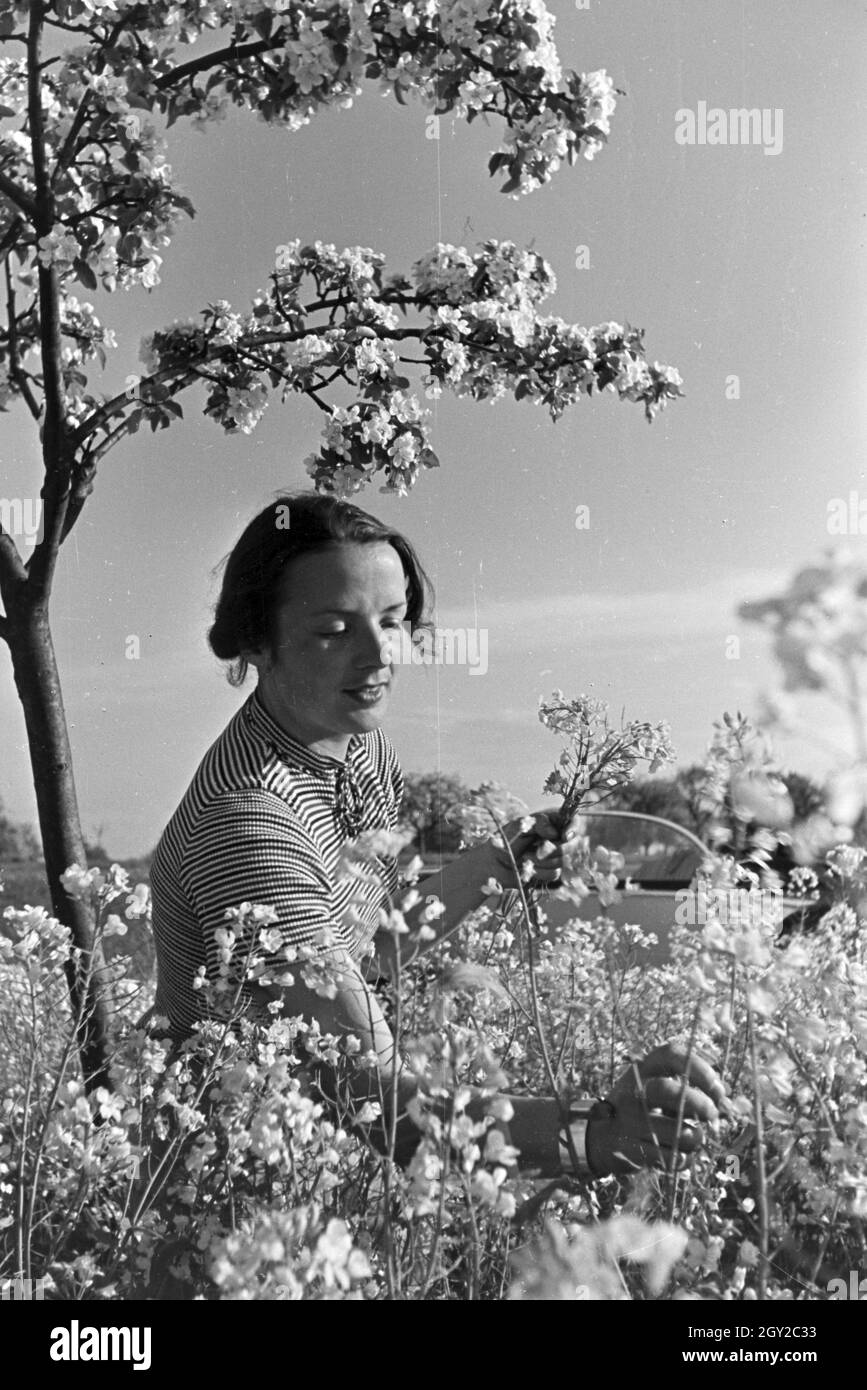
top-left (743, 550), bottom-right (867, 833)
top-left (111, 1), bottom-right (620, 196)
top-left (0, 1), bottom-right (683, 490)
top-left (119, 237), bottom-right (681, 496)
top-left (1, 0), bottom-right (618, 344)
top-left (538, 689), bottom-right (676, 822)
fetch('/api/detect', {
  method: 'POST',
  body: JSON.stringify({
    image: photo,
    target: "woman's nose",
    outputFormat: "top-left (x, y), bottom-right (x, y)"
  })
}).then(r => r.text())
top-left (356, 624), bottom-right (393, 669)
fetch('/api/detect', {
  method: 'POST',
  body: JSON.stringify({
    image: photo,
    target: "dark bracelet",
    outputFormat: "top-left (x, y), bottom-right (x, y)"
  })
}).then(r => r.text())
top-left (559, 1098), bottom-right (616, 1178)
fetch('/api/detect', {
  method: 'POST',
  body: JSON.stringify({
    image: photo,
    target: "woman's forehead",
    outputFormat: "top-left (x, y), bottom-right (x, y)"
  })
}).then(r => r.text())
top-left (275, 542), bottom-right (408, 610)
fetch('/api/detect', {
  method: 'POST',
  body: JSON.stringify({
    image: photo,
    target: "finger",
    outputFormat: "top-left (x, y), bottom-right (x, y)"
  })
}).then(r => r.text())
top-left (531, 839), bottom-right (561, 862)
top-left (526, 862), bottom-right (563, 884)
top-left (610, 1141), bottom-right (691, 1174)
top-left (561, 811), bottom-right (587, 841)
top-left (635, 1044), bottom-right (727, 1108)
top-left (639, 1076), bottom-right (720, 1124)
top-left (610, 1109), bottom-right (705, 1154)
top-left (646, 1115), bottom-right (705, 1153)
top-left (529, 813), bottom-right (562, 844)
top-left (641, 1144), bottom-right (691, 1173)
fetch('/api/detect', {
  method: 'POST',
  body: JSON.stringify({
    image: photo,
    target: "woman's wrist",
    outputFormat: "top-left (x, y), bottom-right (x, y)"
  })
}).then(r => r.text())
top-left (559, 1102), bottom-right (593, 1178)
top-left (560, 1099), bottom-right (616, 1179)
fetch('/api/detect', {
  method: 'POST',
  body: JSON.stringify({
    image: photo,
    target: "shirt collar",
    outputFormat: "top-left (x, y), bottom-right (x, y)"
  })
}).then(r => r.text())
top-left (244, 686), bottom-right (362, 779)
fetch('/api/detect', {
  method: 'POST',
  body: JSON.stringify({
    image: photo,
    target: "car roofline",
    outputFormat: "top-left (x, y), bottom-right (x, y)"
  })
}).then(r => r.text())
top-left (572, 808), bottom-right (711, 858)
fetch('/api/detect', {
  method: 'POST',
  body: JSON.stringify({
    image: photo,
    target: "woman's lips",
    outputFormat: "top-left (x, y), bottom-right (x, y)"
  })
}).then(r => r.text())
top-left (344, 684), bottom-right (388, 704)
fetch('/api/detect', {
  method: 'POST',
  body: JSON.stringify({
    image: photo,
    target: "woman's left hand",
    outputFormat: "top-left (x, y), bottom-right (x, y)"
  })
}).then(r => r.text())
top-left (485, 805), bottom-right (576, 890)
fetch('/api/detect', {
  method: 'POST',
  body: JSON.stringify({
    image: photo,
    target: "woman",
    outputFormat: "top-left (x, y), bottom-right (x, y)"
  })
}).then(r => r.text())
top-left (150, 491), bottom-right (724, 1180)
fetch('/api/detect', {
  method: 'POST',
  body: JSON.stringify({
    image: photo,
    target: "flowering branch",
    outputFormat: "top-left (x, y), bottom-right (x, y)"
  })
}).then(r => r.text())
top-left (0, 166), bottom-right (35, 217)
top-left (0, 1), bottom-right (685, 541)
top-left (45, 239), bottom-right (679, 513)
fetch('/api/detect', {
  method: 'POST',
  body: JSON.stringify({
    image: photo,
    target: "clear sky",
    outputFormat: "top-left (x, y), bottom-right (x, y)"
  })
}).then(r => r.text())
top-left (2, 0), bottom-right (866, 856)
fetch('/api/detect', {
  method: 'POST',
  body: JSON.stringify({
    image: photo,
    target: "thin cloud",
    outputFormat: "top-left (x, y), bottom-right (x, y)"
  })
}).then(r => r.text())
top-left (432, 567), bottom-right (792, 650)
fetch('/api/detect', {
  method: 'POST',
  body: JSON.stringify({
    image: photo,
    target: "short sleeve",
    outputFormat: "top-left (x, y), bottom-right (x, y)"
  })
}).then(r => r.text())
top-left (179, 789), bottom-right (339, 988)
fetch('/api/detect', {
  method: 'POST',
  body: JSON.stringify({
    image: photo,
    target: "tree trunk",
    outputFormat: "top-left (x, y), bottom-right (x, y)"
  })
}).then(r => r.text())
top-left (5, 596), bottom-right (111, 1092)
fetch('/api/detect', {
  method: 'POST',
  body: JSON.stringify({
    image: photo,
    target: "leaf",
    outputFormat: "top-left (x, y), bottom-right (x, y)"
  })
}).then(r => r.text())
top-left (0, 103), bottom-right (17, 117)
top-left (163, 400), bottom-right (184, 419)
top-left (393, 79), bottom-right (407, 106)
top-left (126, 409), bottom-right (143, 435)
top-left (251, 9), bottom-right (273, 40)
top-left (73, 258), bottom-right (98, 292)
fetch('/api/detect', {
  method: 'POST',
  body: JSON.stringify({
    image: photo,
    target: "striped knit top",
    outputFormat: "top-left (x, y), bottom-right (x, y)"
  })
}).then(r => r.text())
top-left (149, 686), bottom-right (404, 1040)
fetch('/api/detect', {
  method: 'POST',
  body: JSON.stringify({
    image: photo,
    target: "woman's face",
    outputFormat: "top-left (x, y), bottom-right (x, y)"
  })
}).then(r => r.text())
top-left (248, 542), bottom-right (409, 753)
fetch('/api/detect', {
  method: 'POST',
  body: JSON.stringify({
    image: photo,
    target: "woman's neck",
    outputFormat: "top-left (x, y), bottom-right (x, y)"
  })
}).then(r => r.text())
top-left (256, 681), bottom-right (351, 763)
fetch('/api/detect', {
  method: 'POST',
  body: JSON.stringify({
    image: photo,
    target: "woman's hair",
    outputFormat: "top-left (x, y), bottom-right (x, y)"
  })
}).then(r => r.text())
top-left (208, 490), bottom-right (435, 687)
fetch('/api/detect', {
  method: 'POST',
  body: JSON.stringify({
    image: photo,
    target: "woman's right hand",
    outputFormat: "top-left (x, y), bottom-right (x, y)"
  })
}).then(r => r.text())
top-left (585, 1042), bottom-right (727, 1176)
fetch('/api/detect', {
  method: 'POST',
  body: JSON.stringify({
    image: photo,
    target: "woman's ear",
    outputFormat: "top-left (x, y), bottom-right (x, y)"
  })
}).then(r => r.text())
top-left (241, 644), bottom-right (272, 676)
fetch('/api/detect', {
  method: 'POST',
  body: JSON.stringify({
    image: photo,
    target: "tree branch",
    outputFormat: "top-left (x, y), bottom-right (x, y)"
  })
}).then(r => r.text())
top-left (56, 407), bottom-right (144, 548)
top-left (154, 36), bottom-right (277, 91)
top-left (0, 522), bottom-right (28, 592)
top-left (57, 366), bottom-right (197, 546)
top-left (43, 16), bottom-right (102, 37)
top-left (68, 363), bottom-right (193, 449)
top-left (0, 214), bottom-right (25, 261)
top-left (303, 385), bottom-right (333, 413)
top-left (67, 320), bottom-right (386, 449)
top-left (51, 16), bottom-right (129, 186)
top-left (26, 0), bottom-right (72, 600)
top-left (5, 257), bottom-right (42, 421)
top-left (51, 92), bottom-right (94, 189)
top-left (55, 455), bottom-right (97, 549)
top-left (0, 170), bottom-right (37, 222)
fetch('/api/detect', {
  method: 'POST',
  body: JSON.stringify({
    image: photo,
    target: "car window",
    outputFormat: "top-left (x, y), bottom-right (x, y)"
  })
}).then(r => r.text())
top-left (574, 813), bottom-right (705, 885)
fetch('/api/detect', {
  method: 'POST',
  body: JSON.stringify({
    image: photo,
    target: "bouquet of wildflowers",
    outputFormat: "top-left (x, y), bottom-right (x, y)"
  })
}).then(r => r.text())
top-left (538, 690), bottom-right (676, 826)
top-left (445, 692), bottom-right (675, 860)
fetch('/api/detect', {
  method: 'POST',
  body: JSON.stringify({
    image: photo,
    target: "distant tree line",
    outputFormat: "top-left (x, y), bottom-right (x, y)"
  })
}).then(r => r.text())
top-left (0, 798), bottom-right (40, 862)
top-left (397, 766), bottom-right (832, 864)
top-left (605, 768), bottom-right (828, 841)
top-left (0, 797), bottom-right (108, 865)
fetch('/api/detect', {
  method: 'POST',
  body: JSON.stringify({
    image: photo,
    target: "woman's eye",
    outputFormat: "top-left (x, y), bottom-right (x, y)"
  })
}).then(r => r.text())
top-left (316, 629), bottom-right (346, 638)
